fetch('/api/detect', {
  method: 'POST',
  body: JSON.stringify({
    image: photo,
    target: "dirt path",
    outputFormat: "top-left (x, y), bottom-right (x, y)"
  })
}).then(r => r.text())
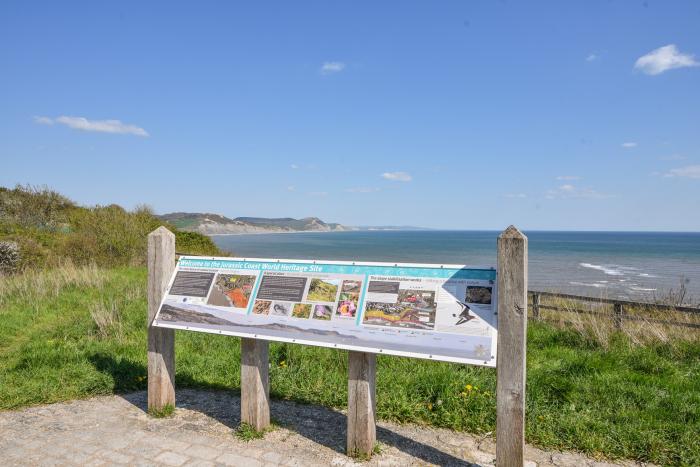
top-left (0, 389), bottom-right (652, 466)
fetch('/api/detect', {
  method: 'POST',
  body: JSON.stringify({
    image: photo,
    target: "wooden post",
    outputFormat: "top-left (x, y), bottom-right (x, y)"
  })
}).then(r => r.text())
top-left (613, 303), bottom-right (624, 330)
top-left (496, 226), bottom-right (528, 467)
top-left (147, 226), bottom-right (176, 411)
top-left (347, 351), bottom-right (376, 457)
top-left (241, 338), bottom-right (270, 431)
top-left (532, 293), bottom-right (540, 321)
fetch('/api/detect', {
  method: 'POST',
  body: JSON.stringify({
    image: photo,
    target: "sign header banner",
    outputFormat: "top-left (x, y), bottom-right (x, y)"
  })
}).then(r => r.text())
top-left (153, 257), bottom-right (498, 366)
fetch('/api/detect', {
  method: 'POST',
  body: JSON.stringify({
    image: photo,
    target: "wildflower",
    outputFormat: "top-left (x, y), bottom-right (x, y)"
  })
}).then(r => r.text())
top-left (427, 403), bottom-right (433, 410)
top-left (279, 360), bottom-right (287, 368)
top-left (466, 384), bottom-right (473, 391)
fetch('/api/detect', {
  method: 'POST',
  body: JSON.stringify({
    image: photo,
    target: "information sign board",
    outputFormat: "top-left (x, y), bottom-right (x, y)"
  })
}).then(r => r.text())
top-left (153, 257), bottom-right (498, 366)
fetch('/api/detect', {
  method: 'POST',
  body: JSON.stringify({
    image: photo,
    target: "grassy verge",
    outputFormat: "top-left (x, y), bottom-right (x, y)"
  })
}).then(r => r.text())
top-left (0, 266), bottom-right (698, 465)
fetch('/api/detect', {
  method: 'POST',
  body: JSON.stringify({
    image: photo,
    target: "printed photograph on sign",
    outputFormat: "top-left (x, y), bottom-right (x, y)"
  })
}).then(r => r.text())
top-left (336, 279), bottom-right (362, 319)
top-left (466, 286), bottom-right (492, 305)
top-left (313, 304), bottom-right (333, 320)
top-left (271, 302), bottom-right (292, 317)
top-left (307, 278), bottom-right (340, 302)
top-left (292, 303), bottom-right (312, 319)
top-left (206, 273), bottom-right (256, 309)
top-left (253, 300), bottom-right (271, 315)
top-left (363, 280), bottom-right (437, 330)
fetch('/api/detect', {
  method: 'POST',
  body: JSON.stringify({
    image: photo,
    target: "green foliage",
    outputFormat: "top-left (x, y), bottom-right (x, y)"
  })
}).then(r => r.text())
top-left (234, 422), bottom-right (275, 441)
top-left (148, 403), bottom-right (175, 418)
top-left (173, 230), bottom-right (221, 256)
top-left (61, 204), bottom-right (162, 266)
top-left (0, 184), bottom-right (72, 231)
top-left (0, 185), bottom-right (224, 271)
top-left (0, 266), bottom-right (698, 465)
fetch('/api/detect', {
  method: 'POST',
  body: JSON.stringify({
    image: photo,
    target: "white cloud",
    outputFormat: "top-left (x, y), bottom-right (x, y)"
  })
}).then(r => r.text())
top-left (290, 164), bottom-right (300, 169)
top-left (586, 53), bottom-right (597, 62)
top-left (287, 185), bottom-right (296, 192)
top-left (634, 44), bottom-right (699, 75)
top-left (663, 165), bottom-right (700, 179)
top-left (381, 171), bottom-right (412, 182)
top-left (345, 187), bottom-right (380, 193)
top-left (621, 142), bottom-right (637, 148)
top-left (320, 61), bottom-right (346, 75)
top-left (34, 115), bottom-right (149, 137)
top-left (545, 184), bottom-right (608, 200)
top-left (504, 193), bottom-right (527, 199)
top-left (556, 175), bottom-right (581, 181)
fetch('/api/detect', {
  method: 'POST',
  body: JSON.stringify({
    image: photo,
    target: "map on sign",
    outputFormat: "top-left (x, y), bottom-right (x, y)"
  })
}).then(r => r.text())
top-left (153, 257), bottom-right (498, 366)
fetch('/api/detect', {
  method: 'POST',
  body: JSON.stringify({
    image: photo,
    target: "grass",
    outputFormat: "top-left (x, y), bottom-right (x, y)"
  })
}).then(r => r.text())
top-left (0, 266), bottom-right (698, 465)
top-left (531, 293), bottom-right (700, 347)
top-left (234, 422), bottom-right (277, 441)
top-left (148, 403), bottom-right (175, 418)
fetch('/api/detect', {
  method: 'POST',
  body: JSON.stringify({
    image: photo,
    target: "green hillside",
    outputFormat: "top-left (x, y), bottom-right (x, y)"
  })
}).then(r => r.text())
top-left (0, 185), bottom-right (223, 273)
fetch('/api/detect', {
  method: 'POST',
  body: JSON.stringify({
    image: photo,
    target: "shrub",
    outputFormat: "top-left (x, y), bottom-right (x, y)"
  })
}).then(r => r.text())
top-left (0, 185), bottom-right (225, 269)
top-left (0, 185), bottom-right (72, 231)
top-left (173, 230), bottom-right (222, 256)
top-left (0, 241), bottom-right (20, 275)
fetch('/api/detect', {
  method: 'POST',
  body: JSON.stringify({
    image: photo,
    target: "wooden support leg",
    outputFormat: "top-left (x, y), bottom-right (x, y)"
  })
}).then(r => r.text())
top-left (241, 338), bottom-right (270, 431)
top-left (347, 351), bottom-right (376, 457)
top-left (147, 227), bottom-right (176, 411)
top-left (496, 226), bottom-right (528, 467)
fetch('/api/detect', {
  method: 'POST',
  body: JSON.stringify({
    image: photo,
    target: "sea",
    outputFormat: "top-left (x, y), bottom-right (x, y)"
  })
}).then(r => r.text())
top-left (211, 231), bottom-right (700, 302)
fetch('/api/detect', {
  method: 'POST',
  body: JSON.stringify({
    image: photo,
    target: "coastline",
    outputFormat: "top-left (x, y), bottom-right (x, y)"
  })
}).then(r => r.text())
top-left (208, 229), bottom-right (356, 236)
top-left (207, 228), bottom-right (428, 236)
top-left (209, 230), bottom-right (700, 302)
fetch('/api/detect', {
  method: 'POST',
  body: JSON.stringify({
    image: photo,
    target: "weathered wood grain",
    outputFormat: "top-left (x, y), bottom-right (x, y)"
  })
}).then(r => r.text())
top-left (496, 225), bottom-right (528, 467)
top-left (241, 338), bottom-right (270, 431)
top-left (347, 351), bottom-right (376, 457)
top-left (147, 226), bottom-right (176, 411)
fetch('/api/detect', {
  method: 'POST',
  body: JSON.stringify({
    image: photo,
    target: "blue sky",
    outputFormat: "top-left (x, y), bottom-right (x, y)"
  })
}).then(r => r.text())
top-left (1, 1), bottom-right (699, 231)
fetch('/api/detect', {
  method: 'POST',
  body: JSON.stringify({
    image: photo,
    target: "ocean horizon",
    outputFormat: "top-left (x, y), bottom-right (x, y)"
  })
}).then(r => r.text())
top-left (211, 230), bottom-right (700, 303)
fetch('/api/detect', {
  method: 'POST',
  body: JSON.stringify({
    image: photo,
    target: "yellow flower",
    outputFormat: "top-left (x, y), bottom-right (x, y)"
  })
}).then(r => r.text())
top-left (427, 403), bottom-right (433, 410)
top-left (466, 384), bottom-right (473, 391)
top-left (279, 360), bottom-right (287, 368)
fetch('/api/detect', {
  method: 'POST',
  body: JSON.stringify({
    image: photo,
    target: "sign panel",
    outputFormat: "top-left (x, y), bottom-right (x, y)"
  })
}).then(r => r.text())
top-left (153, 257), bottom-right (498, 366)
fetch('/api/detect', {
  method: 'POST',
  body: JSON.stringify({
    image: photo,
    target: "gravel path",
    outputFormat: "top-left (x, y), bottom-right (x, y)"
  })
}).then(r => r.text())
top-left (0, 390), bottom-right (653, 466)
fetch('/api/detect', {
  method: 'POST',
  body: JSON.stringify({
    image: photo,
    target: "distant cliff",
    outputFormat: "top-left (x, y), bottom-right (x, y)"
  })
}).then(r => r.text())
top-left (159, 212), bottom-right (354, 235)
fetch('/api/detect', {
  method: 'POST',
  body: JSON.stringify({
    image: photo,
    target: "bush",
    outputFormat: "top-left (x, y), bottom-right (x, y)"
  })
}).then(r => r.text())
top-left (0, 241), bottom-right (20, 275)
top-left (0, 185), bottom-right (72, 231)
top-left (173, 230), bottom-right (222, 256)
top-left (0, 185), bottom-right (225, 270)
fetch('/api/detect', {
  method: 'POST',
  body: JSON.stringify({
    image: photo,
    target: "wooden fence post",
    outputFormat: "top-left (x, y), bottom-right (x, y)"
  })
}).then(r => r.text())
top-left (613, 303), bottom-right (624, 330)
top-left (531, 293), bottom-right (540, 321)
top-left (496, 226), bottom-right (528, 467)
top-left (347, 351), bottom-right (376, 457)
top-left (241, 338), bottom-right (270, 431)
top-left (147, 226), bottom-right (176, 411)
